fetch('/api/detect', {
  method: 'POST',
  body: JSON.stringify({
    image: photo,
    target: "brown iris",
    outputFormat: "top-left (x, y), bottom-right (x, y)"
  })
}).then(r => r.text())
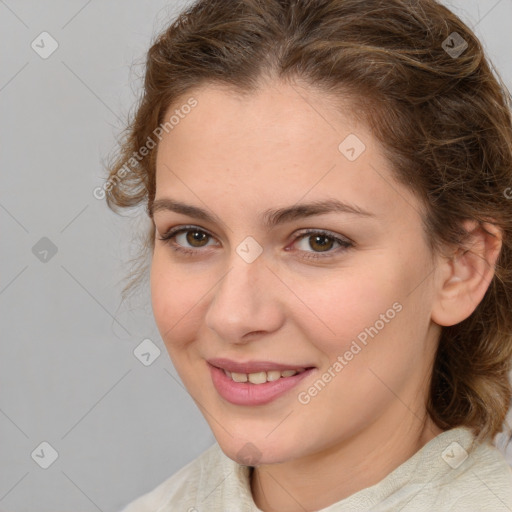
top-left (186, 230), bottom-right (209, 247)
top-left (307, 234), bottom-right (334, 252)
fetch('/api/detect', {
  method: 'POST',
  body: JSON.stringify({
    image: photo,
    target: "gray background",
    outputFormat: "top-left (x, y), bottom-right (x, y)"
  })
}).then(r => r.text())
top-left (1, 1), bottom-right (511, 510)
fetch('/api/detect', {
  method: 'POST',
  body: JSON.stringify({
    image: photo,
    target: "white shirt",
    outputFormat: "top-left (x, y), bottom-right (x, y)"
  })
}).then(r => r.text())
top-left (120, 426), bottom-right (512, 511)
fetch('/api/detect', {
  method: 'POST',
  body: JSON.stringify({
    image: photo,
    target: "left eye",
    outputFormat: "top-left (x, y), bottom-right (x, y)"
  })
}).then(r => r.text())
top-left (289, 230), bottom-right (354, 260)
top-left (293, 231), bottom-right (352, 254)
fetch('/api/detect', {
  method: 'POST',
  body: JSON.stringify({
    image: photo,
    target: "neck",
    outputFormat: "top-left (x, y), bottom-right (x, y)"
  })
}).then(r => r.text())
top-left (250, 411), bottom-right (443, 512)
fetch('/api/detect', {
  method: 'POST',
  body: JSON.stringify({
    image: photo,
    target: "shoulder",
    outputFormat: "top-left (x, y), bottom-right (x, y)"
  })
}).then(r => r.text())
top-left (397, 429), bottom-right (512, 511)
top-left (438, 438), bottom-right (512, 511)
top-left (347, 427), bottom-right (512, 512)
top-left (119, 442), bottom-right (223, 512)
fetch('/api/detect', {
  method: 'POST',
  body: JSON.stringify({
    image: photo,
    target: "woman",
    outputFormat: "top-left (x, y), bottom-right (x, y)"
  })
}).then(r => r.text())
top-left (108, 0), bottom-right (512, 510)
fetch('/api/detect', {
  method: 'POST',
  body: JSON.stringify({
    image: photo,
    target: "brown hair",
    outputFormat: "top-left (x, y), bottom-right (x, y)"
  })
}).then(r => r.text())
top-left (104, 0), bottom-right (512, 442)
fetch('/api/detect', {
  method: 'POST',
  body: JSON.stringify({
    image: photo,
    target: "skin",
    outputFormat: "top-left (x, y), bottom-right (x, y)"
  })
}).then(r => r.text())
top-left (149, 80), bottom-right (502, 512)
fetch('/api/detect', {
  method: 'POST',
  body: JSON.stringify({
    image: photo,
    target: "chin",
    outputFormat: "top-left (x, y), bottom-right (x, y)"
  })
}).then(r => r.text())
top-left (216, 433), bottom-right (298, 467)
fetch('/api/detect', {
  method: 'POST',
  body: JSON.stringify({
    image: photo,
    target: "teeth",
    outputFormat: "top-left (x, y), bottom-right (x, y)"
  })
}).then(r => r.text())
top-left (266, 370), bottom-right (281, 381)
top-left (248, 371), bottom-right (267, 384)
top-left (223, 368), bottom-right (307, 384)
top-left (231, 372), bottom-right (248, 383)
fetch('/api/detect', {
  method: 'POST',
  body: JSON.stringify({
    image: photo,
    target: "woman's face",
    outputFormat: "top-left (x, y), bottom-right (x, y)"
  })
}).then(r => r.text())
top-left (150, 81), bottom-right (443, 465)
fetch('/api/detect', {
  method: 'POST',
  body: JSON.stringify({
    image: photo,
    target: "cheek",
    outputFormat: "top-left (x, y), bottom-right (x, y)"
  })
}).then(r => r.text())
top-left (288, 265), bottom-right (400, 355)
top-left (291, 250), bottom-right (432, 388)
top-left (149, 253), bottom-right (206, 351)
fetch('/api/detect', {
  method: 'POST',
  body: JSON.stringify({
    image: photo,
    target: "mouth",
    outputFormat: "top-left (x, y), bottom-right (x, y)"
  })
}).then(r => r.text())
top-left (222, 366), bottom-right (309, 384)
top-left (207, 358), bottom-right (316, 406)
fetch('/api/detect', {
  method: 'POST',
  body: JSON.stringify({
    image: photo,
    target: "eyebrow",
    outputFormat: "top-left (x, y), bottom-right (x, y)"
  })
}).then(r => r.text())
top-left (149, 197), bottom-right (375, 228)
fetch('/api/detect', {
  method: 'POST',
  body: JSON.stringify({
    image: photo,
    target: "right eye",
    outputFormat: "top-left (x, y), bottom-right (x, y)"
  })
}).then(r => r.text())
top-left (157, 225), bottom-right (219, 255)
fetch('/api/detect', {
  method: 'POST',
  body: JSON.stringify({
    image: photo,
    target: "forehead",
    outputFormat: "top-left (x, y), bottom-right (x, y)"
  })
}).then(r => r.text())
top-left (154, 81), bottom-right (421, 225)
top-left (158, 81), bottom-right (355, 161)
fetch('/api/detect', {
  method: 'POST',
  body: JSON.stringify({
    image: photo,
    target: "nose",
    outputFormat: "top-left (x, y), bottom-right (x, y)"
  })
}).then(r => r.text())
top-left (204, 251), bottom-right (284, 344)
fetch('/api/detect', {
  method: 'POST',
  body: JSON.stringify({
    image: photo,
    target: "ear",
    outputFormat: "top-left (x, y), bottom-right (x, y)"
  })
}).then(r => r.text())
top-left (431, 220), bottom-right (503, 327)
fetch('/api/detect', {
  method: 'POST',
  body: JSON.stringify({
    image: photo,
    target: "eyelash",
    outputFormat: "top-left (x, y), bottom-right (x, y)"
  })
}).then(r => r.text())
top-left (157, 225), bottom-right (354, 260)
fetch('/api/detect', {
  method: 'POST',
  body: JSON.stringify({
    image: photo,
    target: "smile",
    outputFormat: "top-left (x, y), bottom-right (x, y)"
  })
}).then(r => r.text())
top-left (207, 359), bottom-right (316, 406)
top-left (224, 368), bottom-right (307, 384)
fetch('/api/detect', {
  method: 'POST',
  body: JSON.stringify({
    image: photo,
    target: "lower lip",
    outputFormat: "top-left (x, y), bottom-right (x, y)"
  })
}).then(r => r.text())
top-left (208, 363), bottom-right (315, 406)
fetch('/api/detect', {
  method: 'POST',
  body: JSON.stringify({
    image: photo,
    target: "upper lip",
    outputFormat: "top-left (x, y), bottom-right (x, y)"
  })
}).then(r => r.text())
top-left (207, 358), bottom-right (315, 374)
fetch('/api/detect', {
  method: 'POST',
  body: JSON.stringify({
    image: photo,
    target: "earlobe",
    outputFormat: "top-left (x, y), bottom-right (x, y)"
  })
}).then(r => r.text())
top-left (431, 220), bottom-right (503, 327)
